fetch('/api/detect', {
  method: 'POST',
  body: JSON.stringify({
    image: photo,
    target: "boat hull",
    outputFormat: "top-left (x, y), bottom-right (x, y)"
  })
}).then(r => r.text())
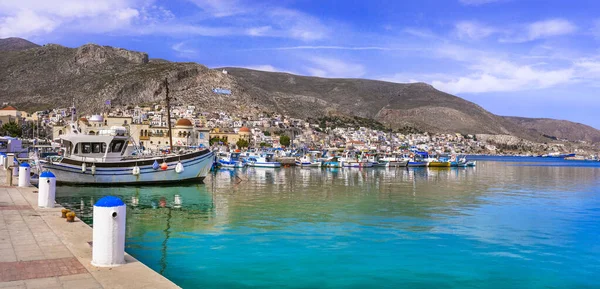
top-left (384, 160), bottom-right (408, 167)
top-left (428, 161), bottom-right (451, 167)
top-left (296, 161), bottom-right (322, 167)
top-left (407, 161), bottom-right (427, 167)
top-left (218, 160), bottom-right (245, 168)
top-left (41, 150), bottom-right (214, 185)
top-left (247, 162), bottom-right (281, 168)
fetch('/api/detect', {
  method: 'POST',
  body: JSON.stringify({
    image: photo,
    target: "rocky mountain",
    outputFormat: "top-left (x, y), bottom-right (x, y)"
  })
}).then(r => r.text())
top-left (0, 38), bottom-right (596, 142)
top-left (503, 116), bottom-right (600, 143)
top-left (0, 37), bottom-right (40, 51)
top-left (220, 67), bottom-right (542, 140)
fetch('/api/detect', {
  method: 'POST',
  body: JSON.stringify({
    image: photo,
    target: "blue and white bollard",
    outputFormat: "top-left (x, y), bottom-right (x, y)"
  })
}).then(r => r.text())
top-left (18, 163), bottom-right (30, 187)
top-left (38, 171), bottom-right (56, 208)
top-left (0, 153), bottom-right (5, 170)
top-left (92, 196), bottom-right (126, 267)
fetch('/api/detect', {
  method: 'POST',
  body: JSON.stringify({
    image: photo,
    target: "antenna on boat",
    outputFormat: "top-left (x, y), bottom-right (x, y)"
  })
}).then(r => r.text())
top-left (70, 97), bottom-right (76, 124)
top-left (164, 78), bottom-right (174, 153)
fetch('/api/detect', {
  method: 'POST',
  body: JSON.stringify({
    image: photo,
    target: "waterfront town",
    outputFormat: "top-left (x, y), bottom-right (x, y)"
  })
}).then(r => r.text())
top-left (0, 103), bottom-right (594, 158)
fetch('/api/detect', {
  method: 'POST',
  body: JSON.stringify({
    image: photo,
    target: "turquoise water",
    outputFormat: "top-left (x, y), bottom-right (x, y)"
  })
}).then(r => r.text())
top-left (56, 159), bottom-right (600, 288)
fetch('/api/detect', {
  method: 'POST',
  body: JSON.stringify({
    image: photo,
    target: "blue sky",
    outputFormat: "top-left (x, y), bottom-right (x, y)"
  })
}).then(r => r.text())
top-left (1, 0), bottom-right (600, 127)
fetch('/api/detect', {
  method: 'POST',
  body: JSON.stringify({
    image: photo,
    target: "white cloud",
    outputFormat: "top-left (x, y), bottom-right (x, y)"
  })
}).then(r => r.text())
top-left (243, 65), bottom-right (278, 72)
top-left (455, 21), bottom-right (497, 40)
top-left (0, 10), bottom-right (58, 38)
top-left (500, 19), bottom-right (577, 43)
top-left (267, 8), bottom-right (329, 41)
top-left (431, 58), bottom-right (574, 94)
top-left (247, 26), bottom-right (272, 37)
top-left (403, 28), bottom-right (438, 39)
top-left (187, 0), bottom-right (251, 17)
top-left (305, 57), bottom-right (365, 78)
top-left (244, 45), bottom-right (410, 51)
top-left (186, 2), bottom-right (330, 41)
top-left (171, 42), bottom-right (198, 59)
top-left (0, 0), bottom-right (330, 41)
top-left (0, 0), bottom-right (144, 38)
top-left (528, 19), bottom-right (577, 39)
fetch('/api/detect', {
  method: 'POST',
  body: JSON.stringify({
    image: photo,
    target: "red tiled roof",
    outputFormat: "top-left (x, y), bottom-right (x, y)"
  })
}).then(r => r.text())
top-left (0, 106), bottom-right (17, 110)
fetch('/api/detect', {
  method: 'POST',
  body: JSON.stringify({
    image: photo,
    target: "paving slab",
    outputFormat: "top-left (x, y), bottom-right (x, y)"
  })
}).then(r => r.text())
top-left (0, 176), bottom-right (180, 289)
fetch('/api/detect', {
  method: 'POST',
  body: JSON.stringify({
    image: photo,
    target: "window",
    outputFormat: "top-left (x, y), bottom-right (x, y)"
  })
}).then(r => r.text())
top-left (74, 143), bottom-right (78, 154)
top-left (92, 143), bottom-right (103, 153)
top-left (109, 140), bottom-right (125, 153)
top-left (82, 143), bottom-right (91, 154)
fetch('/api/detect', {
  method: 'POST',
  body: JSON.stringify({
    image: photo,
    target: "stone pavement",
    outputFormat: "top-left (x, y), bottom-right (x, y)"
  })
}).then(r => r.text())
top-left (0, 186), bottom-right (103, 289)
top-left (0, 179), bottom-right (180, 289)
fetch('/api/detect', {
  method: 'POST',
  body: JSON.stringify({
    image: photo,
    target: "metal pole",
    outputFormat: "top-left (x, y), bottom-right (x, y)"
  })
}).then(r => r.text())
top-left (165, 78), bottom-right (174, 153)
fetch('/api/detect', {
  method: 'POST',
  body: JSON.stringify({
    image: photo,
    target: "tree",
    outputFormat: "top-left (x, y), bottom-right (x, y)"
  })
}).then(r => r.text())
top-left (236, 138), bottom-right (249, 149)
top-left (263, 131), bottom-right (271, 136)
top-left (0, 122), bottom-right (21, 137)
top-left (280, 135), bottom-right (290, 147)
top-left (209, 136), bottom-right (228, 146)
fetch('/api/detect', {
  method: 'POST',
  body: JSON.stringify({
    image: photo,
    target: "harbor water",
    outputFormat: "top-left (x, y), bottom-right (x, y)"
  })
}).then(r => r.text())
top-left (56, 158), bottom-right (600, 288)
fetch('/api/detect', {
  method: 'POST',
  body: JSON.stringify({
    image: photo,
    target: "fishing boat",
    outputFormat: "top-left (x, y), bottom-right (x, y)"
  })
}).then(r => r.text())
top-left (39, 79), bottom-right (214, 185)
top-left (40, 125), bottom-right (214, 184)
top-left (407, 160), bottom-right (428, 167)
top-left (217, 151), bottom-right (245, 168)
top-left (0, 136), bottom-right (28, 158)
top-left (379, 153), bottom-right (409, 167)
top-left (457, 156), bottom-right (476, 167)
top-left (295, 152), bottom-right (322, 167)
top-left (246, 153), bottom-right (281, 168)
top-left (407, 151), bottom-right (428, 167)
top-left (428, 154), bottom-right (453, 167)
top-left (366, 153), bottom-right (388, 168)
top-left (323, 156), bottom-right (343, 168)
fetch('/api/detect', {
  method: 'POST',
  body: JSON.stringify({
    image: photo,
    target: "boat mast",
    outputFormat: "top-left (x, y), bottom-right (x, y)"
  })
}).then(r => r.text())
top-left (165, 78), bottom-right (174, 153)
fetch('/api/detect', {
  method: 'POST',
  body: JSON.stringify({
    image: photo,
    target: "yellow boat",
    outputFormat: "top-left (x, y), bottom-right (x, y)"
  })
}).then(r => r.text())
top-left (428, 161), bottom-right (451, 167)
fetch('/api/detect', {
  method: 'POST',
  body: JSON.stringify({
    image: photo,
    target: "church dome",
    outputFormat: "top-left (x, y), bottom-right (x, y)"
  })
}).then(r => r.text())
top-left (239, 126), bottom-right (250, 133)
top-left (176, 118), bottom-right (193, 127)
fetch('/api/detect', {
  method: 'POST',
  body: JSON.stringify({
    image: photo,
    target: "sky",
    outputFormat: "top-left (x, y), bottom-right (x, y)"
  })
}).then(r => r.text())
top-left (1, 0), bottom-right (600, 127)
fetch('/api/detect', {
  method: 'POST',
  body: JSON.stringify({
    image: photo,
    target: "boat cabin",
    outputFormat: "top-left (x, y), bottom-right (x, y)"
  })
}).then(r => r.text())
top-left (57, 127), bottom-right (132, 162)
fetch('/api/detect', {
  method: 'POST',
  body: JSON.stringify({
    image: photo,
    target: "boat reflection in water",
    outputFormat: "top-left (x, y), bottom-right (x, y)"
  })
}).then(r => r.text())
top-left (55, 161), bottom-right (600, 289)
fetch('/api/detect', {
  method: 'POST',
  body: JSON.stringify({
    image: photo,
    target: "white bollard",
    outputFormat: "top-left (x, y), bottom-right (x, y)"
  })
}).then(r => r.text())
top-left (18, 163), bottom-right (31, 187)
top-left (38, 171), bottom-right (56, 208)
top-left (0, 153), bottom-right (5, 170)
top-left (92, 196), bottom-right (126, 267)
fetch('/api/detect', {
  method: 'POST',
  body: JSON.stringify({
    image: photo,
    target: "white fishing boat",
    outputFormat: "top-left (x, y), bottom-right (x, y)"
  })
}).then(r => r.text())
top-left (39, 79), bottom-right (214, 185)
top-left (246, 153), bottom-right (281, 168)
top-left (40, 124), bottom-right (214, 185)
top-left (0, 136), bottom-right (28, 158)
top-left (295, 151), bottom-right (322, 167)
top-left (217, 151), bottom-right (246, 168)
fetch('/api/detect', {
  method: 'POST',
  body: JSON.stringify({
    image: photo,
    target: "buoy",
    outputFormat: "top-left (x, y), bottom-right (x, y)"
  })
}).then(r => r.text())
top-left (152, 160), bottom-right (159, 170)
top-left (132, 166), bottom-right (140, 175)
top-left (38, 171), bottom-right (56, 208)
top-left (91, 164), bottom-right (97, 175)
top-left (92, 196), bottom-right (126, 267)
top-left (18, 163), bottom-right (31, 187)
top-left (175, 162), bottom-right (184, 174)
top-left (81, 162), bottom-right (87, 173)
top-left (160, 162), bottom-right (168, 170)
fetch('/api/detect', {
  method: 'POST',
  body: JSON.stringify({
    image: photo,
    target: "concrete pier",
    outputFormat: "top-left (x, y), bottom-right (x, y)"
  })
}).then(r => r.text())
top-left (0, 178), bottom-right (180, 288)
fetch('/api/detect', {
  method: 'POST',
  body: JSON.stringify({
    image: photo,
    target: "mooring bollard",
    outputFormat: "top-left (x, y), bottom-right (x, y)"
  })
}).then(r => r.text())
top-left (91, 196), bottom-right (126, 267)
top-left (0, 153), bottom-right (5, 170)
top-left (6, 166), bottom-right (13, 186)
top-left (18, 163), bottom-right (31, 187)
top-left (38, 171), bottom-right (56, 208)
